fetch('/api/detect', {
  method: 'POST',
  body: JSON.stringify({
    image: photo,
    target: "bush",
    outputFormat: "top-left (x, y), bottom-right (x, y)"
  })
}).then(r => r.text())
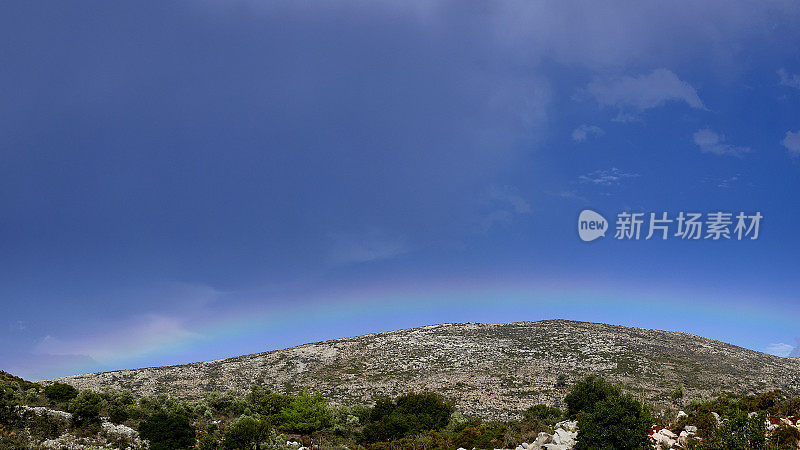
top-left (0, 384), bottom-right (18, 427)
top-left (247, 385), bottom-right (292, 425)
top-left (669, 385), bottom-right (684, 404)
top-left (70, 390), bottom-right (104, 428)
top-left (44, 383), bottom-right (79, 404)
top-left (574, 393), bottom-right (652, 450)
top-left (770, 424), bottom-right (800, 450)
top-left (108, 403), bottom-right (129, 424)
top-left (205, 390), bottom-right (248, 418)
top-left (280, 391), bottom-right (331, 434)
top-left (523, 404), bottom-right (563, 426)
top-left (564, 376), bottom-right (622, 419)
top-left (362, 392), bottom-right (454, 443)
top-left (451, 419), bottom-right (509, 449)
top-left (223, 415), bottom-right (272, 449)
top-left (27, 411), bottom-right (66, 440)
top-left (697, 410), bottom-right (766, 450)
top-left (139, 411), bottom-right (196, 450)
top-left (198, 432), bottom-right (220, 450)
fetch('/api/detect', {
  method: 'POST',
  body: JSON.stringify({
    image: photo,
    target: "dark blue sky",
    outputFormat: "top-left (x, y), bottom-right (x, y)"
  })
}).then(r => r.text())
top-left (2, 1), bottom-right (800, 380)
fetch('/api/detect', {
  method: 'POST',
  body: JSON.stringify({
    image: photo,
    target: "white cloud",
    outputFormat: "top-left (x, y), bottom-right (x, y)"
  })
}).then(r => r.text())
top-left (693, 128), bottom-right (751, 156)
top-left (782, 130), bottom-right (800, 156)
top-left (586, 69), bottom-right (706, 120)
top-left (553, 190), bottom-right (589, 203)
top-left (765, 342), bottom-right (795, 358)
top-left (34, 314), bottom-right (199, 363)
top-left (579, 168), bottom-right (640, 186)
top-left (571, 125), bottom-right (604, 142)
top-left (778, 68), bottom-right (800, 89)
top-left (492, 2), bottom-right (800, 70)
top-left (716, 174), bottom-right (740, 189)
top-left (487, 185), bottom-right (531, 214)
top-left (477, 185), bottom-right (532, 232)
top-left (329, 231), bottom-right (408, 264)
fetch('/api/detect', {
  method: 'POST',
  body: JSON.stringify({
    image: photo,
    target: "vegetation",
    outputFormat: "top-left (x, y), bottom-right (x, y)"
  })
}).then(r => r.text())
top-left (139, 411), bottom-right (196, 450)
top-left (44, 382), bottom-right (79, 404)
top-left (574, 391), bottom-right (652, 449)
top-left (1, 370), bottom-right (799, 449)
top-left (361, 392), bottom-right (454, 443)
top-left (70, 390), bottom-right (104, 427)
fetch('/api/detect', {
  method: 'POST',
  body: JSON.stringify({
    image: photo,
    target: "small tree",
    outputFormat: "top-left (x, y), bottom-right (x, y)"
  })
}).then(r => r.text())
top-left (523, 404), bottom-right (563, 425)
top-left (0, 383), bottom-right (18, 427)
top-left (669, 385), bottom-right (685, 405)
top-left (574, 393), bottom-right (652, 450)
top-left (223, 415), bottom-right (272, 449)
top-left (362, 392), bottom-right (454, 443)
top-left (44, 383), bottom-right (79, 404)
top-left (280, 391), bottom-right (331, 434)
top-left (699, 410), bottom-right (766, 450)
top-left (770, 423), bottom-right (800, 450)
top-left (108, 403), bottom-right (129, 424)
top-left (522, 404), bottom-right (563, 434)
top-left (564, 376), bottom-right (622, 419)
top-left (247, 385), bottom-right (292, 426)
top-left (70, 390), bottom-right (104, 428)
top-left (139, 411), bottom-right (196, 450)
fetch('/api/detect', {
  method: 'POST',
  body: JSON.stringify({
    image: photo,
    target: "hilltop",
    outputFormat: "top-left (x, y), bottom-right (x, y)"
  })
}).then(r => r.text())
top-left (48, 320), bottom-right (800, 420)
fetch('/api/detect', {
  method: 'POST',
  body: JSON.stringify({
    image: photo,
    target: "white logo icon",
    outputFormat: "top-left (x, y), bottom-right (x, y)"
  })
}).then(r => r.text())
top-left (578, 210), bottom-right (608, 242)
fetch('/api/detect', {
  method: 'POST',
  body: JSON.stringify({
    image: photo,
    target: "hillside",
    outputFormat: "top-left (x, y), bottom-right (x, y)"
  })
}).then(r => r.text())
top-left (47, 320), bottom-right (800, 420)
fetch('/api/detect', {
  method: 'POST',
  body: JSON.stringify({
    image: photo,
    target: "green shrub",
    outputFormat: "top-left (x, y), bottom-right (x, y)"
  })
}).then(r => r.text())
top-left (27, 411), bottom-right (66, 440)
top-left (0, 371), bottom-right (38, 391)
top-left (246, 385), bottom-right (292, 425)
top-left (0, 384), bottom-right (19, 427)
top-left (574, 393), bottom-right (652, 450)
top-left (280, 390), bottom-right (331, 434)
top-left (564, 376), bottom-right (622, 419)
top-left (523, 404), bottom-right (563, 427)
top-left (223, 415), bottom-right (272, 449)
top-left (198, 433), bottom-right (220, 450)
top-left (139, 411), bottom-right (196, 450)
top-left (44, 383), bottom-right (79, 404)
top-left (770, 424), bottom-right (800, 450)
top-left (70, 390), bottom-right (104, 428)
top-left (669, 385), bottom-right (684, 404)
top-left (697, 410), bottom-right (766, 450)
top-left (108, 403), bottom-right (129, 424)
top-left (362, 392), bottom-right (454, 443)
top-left (205, 390), bottom-right (248, 418)
top-left (451, 419), bottom-right (509, 449)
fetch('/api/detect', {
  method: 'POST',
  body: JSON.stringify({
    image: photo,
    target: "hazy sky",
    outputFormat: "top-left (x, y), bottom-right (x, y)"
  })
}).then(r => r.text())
top-left (2, 1), bottom-right (800, 380)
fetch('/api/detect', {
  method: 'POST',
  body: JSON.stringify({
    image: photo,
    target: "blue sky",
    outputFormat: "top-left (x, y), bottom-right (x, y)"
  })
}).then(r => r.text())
top-left (2, 1), bottom-right (800, 380)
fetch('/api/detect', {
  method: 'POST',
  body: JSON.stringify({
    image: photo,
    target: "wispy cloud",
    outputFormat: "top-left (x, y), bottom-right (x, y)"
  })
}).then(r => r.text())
top-left (9, 320), bottom-right (27, 332)
top-left (477, 185), bottom-right (532, 232)
top-left (693, 128), bottom-right (751, 157)
top-left (778, 68), bottom-right (800, 90)
top-left (552, 190), bottom-right (589, 203)
top-left (586, 69), bottom-right (706, 121)
top-left (329, 231), bottom-right (409, 265)
top-left (766, 342), bottom-right (795, 358)
top-left (579, 168), bottom-right (640, 186)
top-left (34, 314), bottom-right (200, 364)
top-left (713, 174), bottom-right (741, 189)
top-left (571, 124), bottom-right (604, 142)
top-left (486, 185), bottom-right (531, 214)
top-left (782, 130), bottom-right (800, 157)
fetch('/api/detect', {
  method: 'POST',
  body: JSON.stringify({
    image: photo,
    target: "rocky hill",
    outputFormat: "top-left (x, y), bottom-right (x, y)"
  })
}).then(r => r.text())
top-left (48, 320), bottom-right (800, 420)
